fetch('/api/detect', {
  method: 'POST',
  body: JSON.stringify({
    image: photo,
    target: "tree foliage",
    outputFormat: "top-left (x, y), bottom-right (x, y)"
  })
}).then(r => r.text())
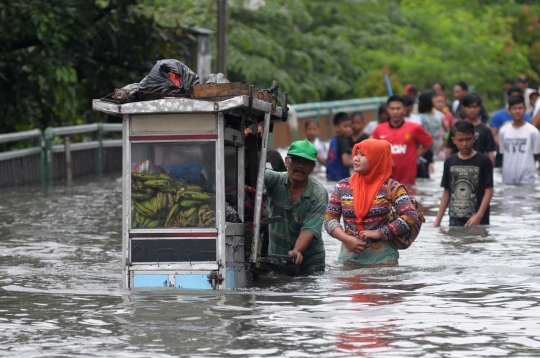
top-left (1, 0), bottom-right (539, 134)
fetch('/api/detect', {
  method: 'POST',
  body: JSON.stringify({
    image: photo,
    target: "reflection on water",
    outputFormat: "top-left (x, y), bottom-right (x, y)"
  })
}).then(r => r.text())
top-left (1, 164), bottom-right (540, 357)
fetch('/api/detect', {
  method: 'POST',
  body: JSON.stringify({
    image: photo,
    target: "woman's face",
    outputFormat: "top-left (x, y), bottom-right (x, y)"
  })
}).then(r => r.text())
top-left (353, 150), bottom-right (369, 174)
top-left (433, 95), bottom-right (446, 111)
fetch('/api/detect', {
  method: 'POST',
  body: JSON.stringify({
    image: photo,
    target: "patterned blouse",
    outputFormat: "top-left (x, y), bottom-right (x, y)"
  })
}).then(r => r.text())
top-left (324, 177), bottom-right (422, 264)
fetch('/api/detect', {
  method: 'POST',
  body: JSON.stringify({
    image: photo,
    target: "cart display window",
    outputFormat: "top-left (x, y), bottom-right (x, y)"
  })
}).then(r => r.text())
top-left (130, 141), bottom-right (216, 229)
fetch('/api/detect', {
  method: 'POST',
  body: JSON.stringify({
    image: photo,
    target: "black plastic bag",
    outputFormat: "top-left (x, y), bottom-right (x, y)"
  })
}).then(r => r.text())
top-left (138, 59), bottom-right (200, 100)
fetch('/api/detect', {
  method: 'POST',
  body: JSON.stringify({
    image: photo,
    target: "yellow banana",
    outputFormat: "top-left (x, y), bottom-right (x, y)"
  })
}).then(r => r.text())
top-left (180, 199), bottom-right (202, 208)
top-left (144, 180), bottom-right (170, 188)
top-left (165, 204), bottom-right (180, 227)
top-left (132, 193), bottom-right (153, 201)
top-left (146, 219), bottom-right (162, 228)
top-left (183, 191), bottom-right (211, 201)
top-left (134, 202), bottom-right (157, 217)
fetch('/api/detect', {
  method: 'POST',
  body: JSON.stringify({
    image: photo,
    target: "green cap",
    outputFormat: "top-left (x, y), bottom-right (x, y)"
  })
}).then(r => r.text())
top-left (287, 140), bottom-right (318, 162)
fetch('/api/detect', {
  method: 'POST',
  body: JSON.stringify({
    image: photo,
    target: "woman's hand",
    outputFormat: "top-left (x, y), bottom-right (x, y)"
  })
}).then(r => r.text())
top-left (343, 235), bottom-right (368, 253)
top-left (358, 230), bottom-right (381, 241)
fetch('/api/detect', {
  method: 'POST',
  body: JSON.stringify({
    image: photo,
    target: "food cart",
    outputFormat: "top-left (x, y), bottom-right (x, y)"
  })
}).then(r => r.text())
top-left (93, 84), bottom-right (288, 290)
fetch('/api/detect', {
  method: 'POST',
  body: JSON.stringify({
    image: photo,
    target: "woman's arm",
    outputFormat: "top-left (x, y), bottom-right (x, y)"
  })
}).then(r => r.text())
top-left (324, 182), bottom-right (368, 252)
top-left (324, 183), bottom-right (345, 235)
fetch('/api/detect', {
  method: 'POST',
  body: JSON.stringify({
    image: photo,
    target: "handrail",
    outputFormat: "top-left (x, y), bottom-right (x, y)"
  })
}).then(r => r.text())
top-left (0, 129), bottom-right (42, 144)
top-left (43, 123), bottom-right (123, 185)
top-left (45, 124), bottom-right (100, 138)
top-left (0, 129), bottom-right (44, 185)
top-left (1, 95), bottom-right (389, 186)
top-left (288, 96), bottom-right (387, 142)
top-left (291, 96), bottom-right (387, 115)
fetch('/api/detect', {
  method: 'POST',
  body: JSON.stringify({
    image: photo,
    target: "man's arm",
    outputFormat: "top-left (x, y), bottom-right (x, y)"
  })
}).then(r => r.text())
top-left (294, 188), bottom-right (329, 264)
top-left (341, 153), bottom-right (353, 167)
top-left (317, 155), bottom-right (326, 166)
top-left (337, 137), bottom-right (354, 167)
top-left (487, 151), bottom-right (495, 165)
top-left (416, 125), bottom-right (434, 156)
top-left (289, 232), bottom-right (314, 266)
top-left (433, 189), bottom-right (450, 227)
top-left (490, 127), bottom-right (500, 147)
top-left (263, 169), bottom-right (280, 195)
top-left (532, 101), bottom-right (540, 128)
top-left (465, 188), bottom-right (493, 226)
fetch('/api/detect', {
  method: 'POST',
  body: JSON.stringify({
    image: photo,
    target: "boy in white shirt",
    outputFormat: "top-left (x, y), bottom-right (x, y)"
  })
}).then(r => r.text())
top-left (305, 120), bottom-right (327, 173)
top-left (499, 95), bottom-right (540, 184)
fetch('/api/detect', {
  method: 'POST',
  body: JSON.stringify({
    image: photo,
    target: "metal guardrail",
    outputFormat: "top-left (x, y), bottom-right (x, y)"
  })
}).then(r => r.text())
top-left (0, 129), bottom-right (45, 186)
top-left (43, 123), bottom-right (123, 185)
top-left (0, 96), bottom-right (387, 187)
top-left (289, 96), bottom-right (388, 142)
top-left (0, 123), bottom-right (122, 187)
top-left (292, 97), bottom-right (388, 117)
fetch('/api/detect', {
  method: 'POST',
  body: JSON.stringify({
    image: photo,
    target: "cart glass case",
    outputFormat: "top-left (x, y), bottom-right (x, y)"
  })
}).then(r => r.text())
top-left (131, 141), bottom-right (216, 229)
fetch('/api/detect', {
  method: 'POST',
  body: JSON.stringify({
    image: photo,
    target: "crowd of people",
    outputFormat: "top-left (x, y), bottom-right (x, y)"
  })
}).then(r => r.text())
top-left (259, 76), bottom-right (540, 274)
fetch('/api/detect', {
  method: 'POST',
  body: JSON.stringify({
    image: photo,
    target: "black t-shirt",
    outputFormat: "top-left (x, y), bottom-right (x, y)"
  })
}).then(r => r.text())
top-left (337, 136), bottom-right (352, 156)
top-left (266, 148), bottom-right (287, 172)
top-left (441, 152), bottom-right (493, 225)
top-left (447, 122), bottom-right (496, 155)
top-left (348, 133), bottom-right (369, 148)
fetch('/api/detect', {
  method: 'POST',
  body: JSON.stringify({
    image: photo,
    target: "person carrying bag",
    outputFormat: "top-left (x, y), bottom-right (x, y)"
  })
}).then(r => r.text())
top-left (324, 139), bottom-right (424, 266)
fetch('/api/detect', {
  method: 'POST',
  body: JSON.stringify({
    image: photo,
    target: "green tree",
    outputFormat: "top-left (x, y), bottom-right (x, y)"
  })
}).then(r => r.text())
top-left (0, 0), bottom-right (193, 134)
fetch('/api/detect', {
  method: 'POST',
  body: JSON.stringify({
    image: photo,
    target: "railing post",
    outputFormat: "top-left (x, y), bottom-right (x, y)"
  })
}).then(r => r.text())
top-left (95, 123), bottom-right (103, 177)
top-left (38, 135), bottom-right (46, 187)
top-left (65, 136), bottom-right (73, 185)
top-left (44, 128), bottom-right (54, 185)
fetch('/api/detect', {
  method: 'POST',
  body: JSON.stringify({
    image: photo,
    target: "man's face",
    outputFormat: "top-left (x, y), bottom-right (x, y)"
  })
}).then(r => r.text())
top-left (305, 122), bottom-right (319, 141)
top-left (244, 125), bottom-right (252, 137)
top-left (509, 103), bottom-right (526, 121)
top-left (387, 101), bottom-right (406, 122)
top-left (531, 94), bottom-right (539, 107)
top-left (286, 155), bottom-right (315, 182)
top-left (351, 115), bottom-right (364, 134)
top-left (433, 95), bottom-right (446, 111)
top-left (516, 81), bottom-right (527, 91)
top-left (452, 131), bottom-right (475, 155)
top-left (508, 91), bottom-right (522, 99)
top-left (336, 119), bottom-right (352, 137)
top-left (463, 102), bottom-right (481, 120)
top-left (453, 85), bottom-right (466, 101)
top-left (432, 84), bottom-right (443, 93)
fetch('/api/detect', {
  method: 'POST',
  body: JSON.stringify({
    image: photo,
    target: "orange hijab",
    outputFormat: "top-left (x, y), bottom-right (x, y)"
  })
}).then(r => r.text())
top-left (349, 139), bottom-right (393, 232)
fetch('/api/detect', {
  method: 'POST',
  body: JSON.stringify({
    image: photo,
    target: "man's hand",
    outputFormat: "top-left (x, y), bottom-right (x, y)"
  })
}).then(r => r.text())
top-left (288, 249), bottom-right (303, 266)
top-left (343, 235), bottom-right (368, 253)
top-left (465, 214), bottom-right (482, 227)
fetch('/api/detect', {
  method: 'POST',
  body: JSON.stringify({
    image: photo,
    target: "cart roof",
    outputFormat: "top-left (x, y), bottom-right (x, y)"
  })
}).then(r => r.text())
top-left (92, 96), bottom-right (284, 121)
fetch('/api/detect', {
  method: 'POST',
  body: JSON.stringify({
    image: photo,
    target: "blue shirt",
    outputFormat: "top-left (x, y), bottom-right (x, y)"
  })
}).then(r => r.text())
top-left (489, 109), bottom-right (531, 129)
top-left (326, 136), bottom-right (351, 181)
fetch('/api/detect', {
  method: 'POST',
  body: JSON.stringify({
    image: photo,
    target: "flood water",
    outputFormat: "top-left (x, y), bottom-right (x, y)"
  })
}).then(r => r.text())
top-left (1, 162), bottom-right (540, 357)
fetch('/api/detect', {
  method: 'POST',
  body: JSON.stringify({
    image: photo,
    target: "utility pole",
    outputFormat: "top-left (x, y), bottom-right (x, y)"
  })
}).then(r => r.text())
top-left (217, 0), bottom-right (227, 76)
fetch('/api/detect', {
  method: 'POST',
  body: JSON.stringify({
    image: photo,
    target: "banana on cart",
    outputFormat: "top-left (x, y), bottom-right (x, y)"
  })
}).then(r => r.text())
top-left (131, 172), bottom-right (215, 228)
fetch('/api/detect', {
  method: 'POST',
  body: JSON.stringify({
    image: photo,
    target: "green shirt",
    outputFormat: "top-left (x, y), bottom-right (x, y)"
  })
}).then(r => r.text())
top-left (264, 170), bottom-right (328, 258)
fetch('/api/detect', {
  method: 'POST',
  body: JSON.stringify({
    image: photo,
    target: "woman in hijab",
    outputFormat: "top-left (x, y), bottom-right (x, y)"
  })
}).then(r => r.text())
top-left (324, 139), bottom-right (422, 265)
